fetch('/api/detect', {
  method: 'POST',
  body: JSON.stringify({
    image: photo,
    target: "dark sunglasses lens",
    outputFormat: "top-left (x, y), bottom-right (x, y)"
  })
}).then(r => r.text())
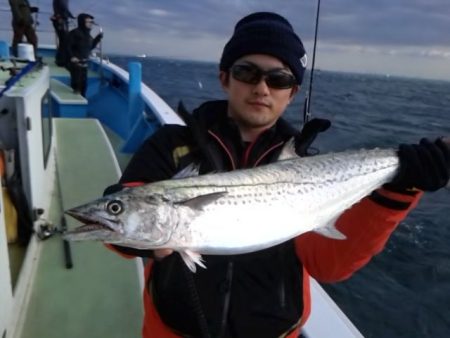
top-left (231, 65), bottom-right (261, 84)
top-left (265, 72), bottom-right (296, 89)
top-left (231, 65), bottom-right (296, 89)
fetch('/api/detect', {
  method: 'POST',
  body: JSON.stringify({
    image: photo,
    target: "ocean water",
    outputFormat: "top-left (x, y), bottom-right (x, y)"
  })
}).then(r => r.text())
top-left (111, 56), bottom-right (450, 338)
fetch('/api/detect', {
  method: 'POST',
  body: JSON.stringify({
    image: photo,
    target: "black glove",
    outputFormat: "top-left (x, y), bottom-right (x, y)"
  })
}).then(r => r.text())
top-left (30, 6), bottom-right (39, 13)
top-left (389, 138), bottom-right (450, 192)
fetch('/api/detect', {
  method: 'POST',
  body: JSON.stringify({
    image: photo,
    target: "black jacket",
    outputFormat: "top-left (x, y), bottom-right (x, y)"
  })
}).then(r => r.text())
top-left (67, 14), bottom-right (101, 62)
top-left (9, 0), bottom-right (34, 26)
top-left (112, 100), bottom-right (329, 338)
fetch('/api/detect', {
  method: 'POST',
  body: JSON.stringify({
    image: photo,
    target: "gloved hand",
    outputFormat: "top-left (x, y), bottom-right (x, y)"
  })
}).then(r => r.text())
top-left (30, 6), bottom-right (39, 13)
top-left (389, 138), bottom-right (450, 191)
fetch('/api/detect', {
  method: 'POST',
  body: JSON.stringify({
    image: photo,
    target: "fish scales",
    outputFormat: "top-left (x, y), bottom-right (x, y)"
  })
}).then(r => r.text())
top-left (153, 148), bottom-right (400, 254)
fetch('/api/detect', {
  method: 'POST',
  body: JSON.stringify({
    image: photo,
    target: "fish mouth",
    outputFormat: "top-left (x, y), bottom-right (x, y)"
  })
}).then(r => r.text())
top-left (64, 209), bottom-right (117, 235)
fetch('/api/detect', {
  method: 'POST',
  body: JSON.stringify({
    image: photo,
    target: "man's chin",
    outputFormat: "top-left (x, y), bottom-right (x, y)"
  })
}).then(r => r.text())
top-left (241, 116), bottom-right (275, 129)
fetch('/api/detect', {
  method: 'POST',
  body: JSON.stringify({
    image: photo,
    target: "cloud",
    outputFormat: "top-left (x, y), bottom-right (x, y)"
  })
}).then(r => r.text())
top-left (147, 9), bottom-right (171, 17)
top-left (322, 43), bottom-right (450, 60)
top-left (0, 0), bottom-right (448, 80)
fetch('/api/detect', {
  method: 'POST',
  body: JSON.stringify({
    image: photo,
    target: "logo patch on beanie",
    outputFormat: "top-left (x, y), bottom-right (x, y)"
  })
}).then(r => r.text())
top-left (300, 54), bottom-right (308, 68)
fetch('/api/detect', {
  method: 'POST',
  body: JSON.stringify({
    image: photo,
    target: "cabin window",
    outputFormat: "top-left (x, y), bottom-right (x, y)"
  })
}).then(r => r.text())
top-left (41, 90), bottom-right (53, 168)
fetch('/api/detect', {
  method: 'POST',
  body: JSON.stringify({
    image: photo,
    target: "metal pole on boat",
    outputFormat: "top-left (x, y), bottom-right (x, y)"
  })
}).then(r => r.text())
top-left (128, 62), bottom-right (144, 132)
top-left (33, 0), bottom-right (40, 31)
top-left (98, 25), bottom-right (104, 84)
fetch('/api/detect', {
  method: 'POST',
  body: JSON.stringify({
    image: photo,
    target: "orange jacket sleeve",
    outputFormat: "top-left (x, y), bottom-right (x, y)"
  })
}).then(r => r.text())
top-left (295, 187), bottom-right (423, 283)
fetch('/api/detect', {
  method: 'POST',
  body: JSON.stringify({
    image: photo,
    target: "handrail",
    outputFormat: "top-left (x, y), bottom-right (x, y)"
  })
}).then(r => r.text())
top-left (0, 61), bottom-right (37, 98)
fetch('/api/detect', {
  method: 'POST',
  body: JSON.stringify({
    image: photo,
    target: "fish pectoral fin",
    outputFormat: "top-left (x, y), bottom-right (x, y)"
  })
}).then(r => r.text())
top-left (277, 137), bottom-right (298, 161)
top-left (178, 250), bottom-right (206, 273)
top-left (313, 223), bottom-right (347, 240)
top-left (176, 191), bottom-right (227, 210)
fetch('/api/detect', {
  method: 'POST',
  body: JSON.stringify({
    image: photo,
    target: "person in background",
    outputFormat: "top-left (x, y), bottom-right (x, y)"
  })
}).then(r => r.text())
top-left (105, 12), bottom-right (450, 338)
top-left (66, 13), bottom-right (103, 97)
top-left (50, 0), bottom-right (74, 66)
top-left (8, 0), bottom-right (39, 57)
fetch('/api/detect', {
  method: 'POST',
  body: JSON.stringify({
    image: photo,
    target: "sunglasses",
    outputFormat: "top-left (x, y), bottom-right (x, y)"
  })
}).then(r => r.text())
top-left (230, 63), bottom-right (297, 89)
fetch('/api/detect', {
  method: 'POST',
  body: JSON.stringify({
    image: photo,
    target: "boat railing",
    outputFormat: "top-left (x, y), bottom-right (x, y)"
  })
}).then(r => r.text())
top-left (87, 56), bottom-right (183, 153)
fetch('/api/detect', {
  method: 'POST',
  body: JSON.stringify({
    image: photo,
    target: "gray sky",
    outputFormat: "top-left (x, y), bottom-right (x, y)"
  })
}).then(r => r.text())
top-left (1, 0), bottom-right (449, 80)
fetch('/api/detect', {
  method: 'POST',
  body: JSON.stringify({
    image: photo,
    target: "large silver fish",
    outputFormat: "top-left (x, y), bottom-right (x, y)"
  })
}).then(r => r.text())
top-left (65, 141), bottom-right (428, 271)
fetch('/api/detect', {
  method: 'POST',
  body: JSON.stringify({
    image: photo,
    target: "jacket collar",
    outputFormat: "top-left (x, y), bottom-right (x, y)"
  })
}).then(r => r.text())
top-left (191, 100), bottom-right (299, 169)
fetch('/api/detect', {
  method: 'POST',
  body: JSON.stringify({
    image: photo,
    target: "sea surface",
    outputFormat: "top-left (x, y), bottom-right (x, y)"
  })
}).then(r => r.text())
top-left (111, 56), bottom-right (450, 338)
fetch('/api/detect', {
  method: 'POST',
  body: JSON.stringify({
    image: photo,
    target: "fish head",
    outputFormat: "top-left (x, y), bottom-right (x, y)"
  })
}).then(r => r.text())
top-left (64, 191), bottom-right (176, 248)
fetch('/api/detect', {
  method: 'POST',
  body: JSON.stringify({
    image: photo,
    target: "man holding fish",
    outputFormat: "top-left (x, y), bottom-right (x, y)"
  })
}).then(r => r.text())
top-left (66, 12), bottom-right (450, 338)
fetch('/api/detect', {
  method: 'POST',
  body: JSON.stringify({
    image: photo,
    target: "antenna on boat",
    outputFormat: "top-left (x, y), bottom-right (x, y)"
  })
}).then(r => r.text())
top-left (33, 0), bottom-right (40, 30)
top-left (303, 0), bottom-right (321, 126)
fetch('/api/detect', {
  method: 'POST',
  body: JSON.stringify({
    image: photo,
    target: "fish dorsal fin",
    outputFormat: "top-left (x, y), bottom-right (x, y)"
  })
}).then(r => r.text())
top-left (176, 191), bottom-right (227, 210)
top-left (277, 137), bottom-right (298, 161)
top-left (173, 163), bottom-right (200, 179)
top-left (179, 249), bottom-right (206, 272)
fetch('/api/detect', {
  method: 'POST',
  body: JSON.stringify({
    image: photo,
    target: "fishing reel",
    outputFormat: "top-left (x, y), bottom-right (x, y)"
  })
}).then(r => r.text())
top-left (36, 221), bottom-right (60, 240)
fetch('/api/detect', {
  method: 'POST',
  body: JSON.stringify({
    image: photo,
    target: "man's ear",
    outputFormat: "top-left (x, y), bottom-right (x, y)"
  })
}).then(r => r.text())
top-left (219, 71), bottom-right (230, 91)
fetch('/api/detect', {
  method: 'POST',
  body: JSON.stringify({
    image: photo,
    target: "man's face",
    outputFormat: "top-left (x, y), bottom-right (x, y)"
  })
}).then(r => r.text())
top-left (85, 18), bottom-right (94, 29)
top-left (220, 54), bottom-right (298, 139)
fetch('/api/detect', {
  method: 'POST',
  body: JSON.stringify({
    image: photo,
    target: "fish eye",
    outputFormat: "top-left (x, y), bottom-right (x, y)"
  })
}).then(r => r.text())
top-left (106, 200), bottom-right (123, 215)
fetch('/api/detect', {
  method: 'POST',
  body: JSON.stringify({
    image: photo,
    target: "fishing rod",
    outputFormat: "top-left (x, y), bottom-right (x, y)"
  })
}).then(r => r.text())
top-left (33, 0), bottom-right (40, 30)
top-left (92, 22), bottom-right (105, 84)
top-left (0, 8), bottom-right (51, 14)
top-left (303, 0), bottom-right (321, 126)
top-left (98, 25), bottom-right (105, 84)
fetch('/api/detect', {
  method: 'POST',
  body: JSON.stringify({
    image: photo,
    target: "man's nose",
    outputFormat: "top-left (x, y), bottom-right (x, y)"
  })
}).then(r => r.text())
top-left (252, 77), bottom-right (270, 95)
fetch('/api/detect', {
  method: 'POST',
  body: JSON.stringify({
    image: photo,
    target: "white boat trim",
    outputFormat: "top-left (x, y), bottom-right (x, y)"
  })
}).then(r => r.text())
top-left (303, 278), bottom-right (364, 337)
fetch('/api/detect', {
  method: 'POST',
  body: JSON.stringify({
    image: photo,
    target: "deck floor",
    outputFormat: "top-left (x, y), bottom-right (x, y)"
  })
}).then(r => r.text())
top-left (43, 56), bottom-right (99, 79)
top-left (20, 119), bottom-right (143, 338)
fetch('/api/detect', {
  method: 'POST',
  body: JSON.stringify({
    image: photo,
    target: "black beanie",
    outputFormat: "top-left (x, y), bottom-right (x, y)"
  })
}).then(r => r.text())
top-left (220, 12), bottom-right (307, 85)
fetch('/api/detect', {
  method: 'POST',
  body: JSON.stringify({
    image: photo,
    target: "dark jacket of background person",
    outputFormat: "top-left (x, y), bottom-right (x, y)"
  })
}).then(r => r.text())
top-left (66, 13), bottom-right (102, 62)
top-left (66, 13), bottom-right (102, 96)
top-left (9, 0), bottom-right (34, 25)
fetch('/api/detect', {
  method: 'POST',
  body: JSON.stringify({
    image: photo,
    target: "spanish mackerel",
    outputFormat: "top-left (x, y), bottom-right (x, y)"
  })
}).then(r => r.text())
top-left (63, 141), bottom-right (449, 272)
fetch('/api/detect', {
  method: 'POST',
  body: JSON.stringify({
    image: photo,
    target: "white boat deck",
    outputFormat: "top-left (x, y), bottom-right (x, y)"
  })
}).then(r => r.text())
top-left (16, 119), bottom-right (144, 338)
